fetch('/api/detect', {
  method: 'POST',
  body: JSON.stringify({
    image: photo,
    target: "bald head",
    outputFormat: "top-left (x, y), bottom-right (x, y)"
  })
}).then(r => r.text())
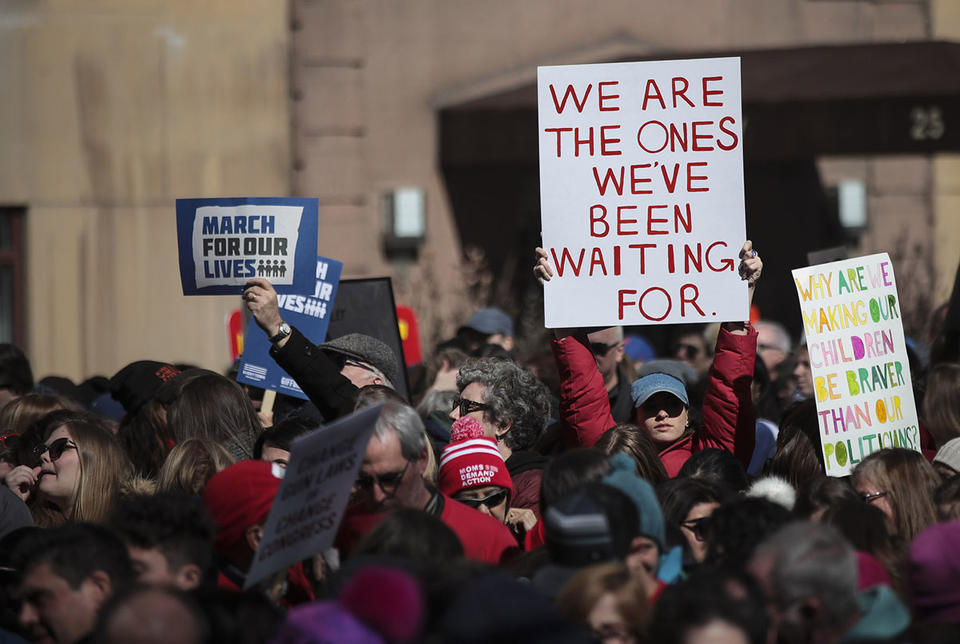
top-left (98, 587), bottom-right (205, 644)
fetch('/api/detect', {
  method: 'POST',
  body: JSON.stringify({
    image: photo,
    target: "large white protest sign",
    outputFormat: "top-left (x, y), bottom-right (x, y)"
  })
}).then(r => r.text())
top-left (244, 404), bottom-right (381, 588)
top-left (792, 254), bottom-right (920, 476)
top-left (538, 57), bottom-right (747, 327)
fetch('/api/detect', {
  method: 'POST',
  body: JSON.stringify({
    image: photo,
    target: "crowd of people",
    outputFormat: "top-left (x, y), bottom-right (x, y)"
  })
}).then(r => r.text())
top-left (0, 241), bottom-right (955, 643)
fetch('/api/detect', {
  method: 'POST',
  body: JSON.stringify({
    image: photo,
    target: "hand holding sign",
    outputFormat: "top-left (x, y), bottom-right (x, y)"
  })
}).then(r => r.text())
top-left (738, 240), bottom-right (762, 288)
top-left (538, 58), bottom-right (746, 328)
top-left (537, 239), bottom-right (761, 316)
top-left (244, 278), bottom-right (285, 341)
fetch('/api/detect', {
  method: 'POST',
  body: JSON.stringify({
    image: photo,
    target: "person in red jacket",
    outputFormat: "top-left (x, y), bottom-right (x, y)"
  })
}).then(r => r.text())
top-left (535, 241), bottom-right (763, 477)
top-left (342, 402), bottom-right (518, 564)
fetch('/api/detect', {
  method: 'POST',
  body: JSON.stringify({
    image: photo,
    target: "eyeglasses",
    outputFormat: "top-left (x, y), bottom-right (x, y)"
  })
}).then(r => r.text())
top-left (590, 341), bottom-right (617, 357)
top-left (0, 433), bottom-right (20, 449)
top-left (34, 437), bottom-right (77, 464)
top-left (757, 343), bottom-right (785, 354)
top-left (861, 490), bottom-right (888, 504)
top-left (451, 395), bottom-right (490, 418)
top-left (681, 516), bottom-right (710, 542)
top-left (673, 343), bottom-right (702, 360)
top-left (356, 460), bottom-right (411, 496)
top-left (457, 489), bottom-right (508, 510)
top-left (638, 392), bottom-right (686, 418)
top-left (342, 358), bottom-right (382, 379)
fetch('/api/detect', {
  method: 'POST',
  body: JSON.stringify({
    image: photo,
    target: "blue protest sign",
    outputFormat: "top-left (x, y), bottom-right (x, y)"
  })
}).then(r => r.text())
top-left (176, 197), bottom-right (319, 295)
top-left (237, 256), bottom-right (343, 398)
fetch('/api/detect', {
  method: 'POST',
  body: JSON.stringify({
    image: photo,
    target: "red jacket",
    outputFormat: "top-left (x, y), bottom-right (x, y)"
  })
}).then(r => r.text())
top-left (336, 495), bottom-right (518, 565)
top-left (552, 326), bottom-right (757, 477)
top-left (440, 495), bottom-right (520, 564)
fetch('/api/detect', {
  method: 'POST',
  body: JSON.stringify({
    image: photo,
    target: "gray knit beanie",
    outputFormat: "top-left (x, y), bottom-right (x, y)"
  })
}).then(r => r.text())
top-left (934, 437), bottom-right (960, 474)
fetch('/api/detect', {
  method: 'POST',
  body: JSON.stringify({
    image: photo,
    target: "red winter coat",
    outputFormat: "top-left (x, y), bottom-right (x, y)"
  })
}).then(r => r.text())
top-left (336, 495), bottom-right (519, 565)
top-left (552, 326), bottom-right (757, 477)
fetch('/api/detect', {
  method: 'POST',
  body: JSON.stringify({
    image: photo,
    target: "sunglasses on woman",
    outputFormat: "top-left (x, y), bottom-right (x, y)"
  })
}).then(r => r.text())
top-left (638, 392), bottom-right (686, 418)
top-left (458, 489), bottom-right (508, 510)
top-left (451, 395), bottom-right (490, 418)
top-left (680, 516), bottom-right (711, 542)
top-left (33, 437), bottom-right (77, 464)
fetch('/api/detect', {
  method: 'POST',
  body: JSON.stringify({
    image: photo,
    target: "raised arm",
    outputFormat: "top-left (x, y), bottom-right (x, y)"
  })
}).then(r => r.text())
top-left (697, 241), bottom-right (761, 466)
top-left (536, 248), bottom-right (616, 448)
top-left (243, 278), bottom-right (358, 420)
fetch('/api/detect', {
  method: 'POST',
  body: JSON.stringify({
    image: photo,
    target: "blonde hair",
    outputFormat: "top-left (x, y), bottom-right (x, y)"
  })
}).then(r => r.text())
top-left (37, 411), bottom-right (134, 524)
top-left (157, 438), bottom-right (234, 496)
top-left (422, 431), bottom-right (438, 484)
top-left (0, 394), bottom-right (80, 435)
top-left (556, 562), bottom-right (650, 639)
top-left (852, 448), bottom-right (939, 543)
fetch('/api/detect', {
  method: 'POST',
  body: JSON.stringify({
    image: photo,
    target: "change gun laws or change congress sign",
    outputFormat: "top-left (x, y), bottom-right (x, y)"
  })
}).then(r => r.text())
top-left (538, 57), bottom-right (747, 327)
top-left (176, 197), bottom-right (319, 295)
top-left (245, 404), bottom-right (381, 588)
top-left (792, 253), bottom-right (921, 476)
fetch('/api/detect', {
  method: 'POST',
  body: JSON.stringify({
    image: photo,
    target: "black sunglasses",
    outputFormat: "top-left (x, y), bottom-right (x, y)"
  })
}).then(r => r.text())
top-left (452, 395), bottom-right (490, 418)
top-left (638, 392), bottom-right (686, 418)
top-left (458, 488), bottom-right (508, 510)
top-left (681, 516), bottom-right (711, 541)
top-left (673, 343), bottom-right (702, 360)
top-left (356, 461), bottom-right (411, 496)
top-left (590, 341), bottom-right (616, 356)
top-left (33, 437), bottom-right (77, 465)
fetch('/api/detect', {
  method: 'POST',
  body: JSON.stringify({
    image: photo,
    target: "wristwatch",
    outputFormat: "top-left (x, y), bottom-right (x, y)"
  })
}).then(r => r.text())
top-left (269, 321), bottom-right (291, 344)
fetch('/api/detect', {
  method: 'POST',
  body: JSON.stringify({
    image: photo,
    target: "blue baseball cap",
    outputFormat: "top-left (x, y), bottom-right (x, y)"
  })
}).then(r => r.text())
top-left (630, 372), bottom-right (689, 408)
top-left (623, 335), bottom-right (655, 363)
top-left (460, 307), bottom-right (513, 336)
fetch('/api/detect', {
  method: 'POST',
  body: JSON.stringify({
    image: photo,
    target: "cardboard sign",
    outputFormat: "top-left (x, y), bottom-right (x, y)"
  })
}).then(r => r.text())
top-left (238, 257), bottom-right (344, 398)
top-left (792, 253), bottom-right (920, 476)
top-left (538, 57), bottom-right (747, 327)
top-left (327, 278), bottom-right (410, 401)
top-left (244, 404), bottom-right (381, 589)
top-left (176, 198), bottom-right (318, 295)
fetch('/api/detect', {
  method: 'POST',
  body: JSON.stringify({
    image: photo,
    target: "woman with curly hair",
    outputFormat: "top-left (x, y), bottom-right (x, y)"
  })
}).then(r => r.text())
top-left (449, 357), bottom-right (551, 516)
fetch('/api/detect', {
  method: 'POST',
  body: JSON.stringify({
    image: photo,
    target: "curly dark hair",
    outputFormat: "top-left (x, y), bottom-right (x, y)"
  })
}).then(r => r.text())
top-left (704, 497), bottom-right (791, 569)
top-left (456, 358), bottom-right (550, 452)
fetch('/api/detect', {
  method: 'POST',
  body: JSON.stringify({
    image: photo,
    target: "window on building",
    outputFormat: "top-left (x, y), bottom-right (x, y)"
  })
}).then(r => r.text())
top-left (0, 209), bottom-right (26, 346)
